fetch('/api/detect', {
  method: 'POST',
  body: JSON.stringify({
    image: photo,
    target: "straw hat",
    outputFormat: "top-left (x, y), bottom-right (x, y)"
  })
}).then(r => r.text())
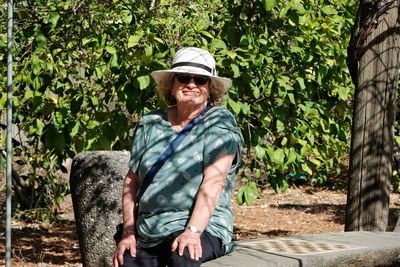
top-left (151, 47), bottom-right (232, 91)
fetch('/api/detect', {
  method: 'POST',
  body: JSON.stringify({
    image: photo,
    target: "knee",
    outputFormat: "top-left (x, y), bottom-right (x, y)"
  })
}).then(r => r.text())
top-left (169, 250), bottom-right (200, 266)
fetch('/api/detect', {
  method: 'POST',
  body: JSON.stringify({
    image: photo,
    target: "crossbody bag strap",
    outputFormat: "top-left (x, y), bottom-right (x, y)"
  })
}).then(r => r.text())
top-left (136, 106), bottom-right (210, 203)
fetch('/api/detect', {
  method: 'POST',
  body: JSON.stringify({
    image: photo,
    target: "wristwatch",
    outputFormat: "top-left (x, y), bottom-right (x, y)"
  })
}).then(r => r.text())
top-left (186, 225), bottom-right (203, 234)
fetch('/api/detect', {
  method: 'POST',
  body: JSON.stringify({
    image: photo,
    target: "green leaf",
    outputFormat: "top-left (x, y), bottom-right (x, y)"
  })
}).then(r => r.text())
top-left (228, 99), bottom-right (241, 114)
top-left (35, 33), bottom-right (47, 49)
top-left (244, 181), bottom-right (259, 205)
top-left (0, 154), bottom-right (5, 171)
top-left (128, 33), bottom-right (143, 48)
top-left (292, 2), bottom-right (306, 14)
top-left (280, 178), bottom-right (289, 192)
top-left (296, 77), bottom-right (306, 89)
top-left (69, 121), bottom-right (80, 137)
top-left (265, 0), bottom-right (278, 11)
top-left (90, 96), bottom-right (98, 107)
top-left (87, 120), bottom-right (100, 129)
top-left (252, 85), bottom-right (260, 99)
top-left (272, 148), bottom-right (285, 166)
top-left (98, 135), bottom-right (111, 149)
top-left (70, 95), bottom-right (83, 114)
top-left (287, 93), bottom-right (295, 104)
top-left (211, 39), bottom-right (227, 49)
top-left (276, 120), bottom-right (285, 132)
top-left (321, 6), bottom-right (338, 15)
top-left (286, 148), bottom-right (297, 164)
top-left (137, 75), bottom-right (150, 90)
top-left (49, 11), bottom-right (60, 27)
top-left (338, 86), bottom-right (350, 100)
top-left (0, 92), bottom-right (6, 107)
top-left (145, 46), bottom-right (153, 58)
top-left (301, 163), bottom-right (313, 175)
top-left (231, 64), bottom-right (240, 78)
top-left (121, 9), bottom-right (133, 24)
top-left (236, 186), bottom-right (246, 205)
top-left (95, 67), bottom-right (104, 79)
top-left (255, 145), bottom-right (266, 159)
top-left (45, 126), bottom-right (65, 154)
top-left (227, 50), bottom-right (237, 59)
top-left (309, 158), bottom-right (321, 166)
top-left (110, 54), bottom-right (119, 68)
top-left (55, 111), bottom-right (64, 125)
top-left (36, 119), bottom-right (45, 136)
top-left (105, 46), bottom-right (117, 55)
top-left (82, 38), bottom-right (95, 45)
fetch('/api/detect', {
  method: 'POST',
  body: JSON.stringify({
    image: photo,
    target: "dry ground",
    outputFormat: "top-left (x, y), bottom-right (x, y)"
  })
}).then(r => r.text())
top-left (1, 185), bottom-right (400, 266)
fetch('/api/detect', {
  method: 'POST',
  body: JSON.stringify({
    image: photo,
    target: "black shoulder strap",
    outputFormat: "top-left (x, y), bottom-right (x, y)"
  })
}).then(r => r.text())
top-left (136, 106), bottom-right (209, 202)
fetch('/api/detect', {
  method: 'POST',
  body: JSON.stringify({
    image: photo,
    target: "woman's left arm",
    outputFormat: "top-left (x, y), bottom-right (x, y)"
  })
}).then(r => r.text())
top-left (171, 152), bottom-right (235, 261)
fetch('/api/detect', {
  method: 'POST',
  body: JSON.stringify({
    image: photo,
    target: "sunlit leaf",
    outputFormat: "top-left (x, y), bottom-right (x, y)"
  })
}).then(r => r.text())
top-left (137, 75), bottom-right (150, 90)
top-left (105, 46), bottom-right (117, 55)
top-left (272, 148), bottom-right (285, 166)
top-left (265, 0), bottom-right (278, 11)
top-left (231, 63), bottom-right (240, 78)
top-left (228, 99), bottom-right (241, 114)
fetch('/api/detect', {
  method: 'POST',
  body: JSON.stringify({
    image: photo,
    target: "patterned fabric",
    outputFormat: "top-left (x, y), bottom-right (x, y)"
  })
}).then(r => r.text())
top-left (129, 106), bottom-right (242, 248)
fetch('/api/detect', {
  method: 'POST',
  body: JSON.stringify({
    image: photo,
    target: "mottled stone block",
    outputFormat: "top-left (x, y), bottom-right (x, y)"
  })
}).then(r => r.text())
top-left (70, 151), bottom-right (129, 267)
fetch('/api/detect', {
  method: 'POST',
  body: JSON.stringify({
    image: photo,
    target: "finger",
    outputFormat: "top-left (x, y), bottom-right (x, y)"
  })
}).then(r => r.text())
top-left (178, 241), bottom-right (186, 256)
top-left (130, 249), bottom-right (136, 257)
top-left (171, 239), bottom-right (178, 252)
top-left (113, 254), bottom-right (119, 267)
top-left (129, 245), bottom-right (137, 257)
top-left (117, 247), bottom-right (125, 266)
top-left (196, 245), bottom-right (202, 261)
top-left (187, 244), bottom-right (195, 260)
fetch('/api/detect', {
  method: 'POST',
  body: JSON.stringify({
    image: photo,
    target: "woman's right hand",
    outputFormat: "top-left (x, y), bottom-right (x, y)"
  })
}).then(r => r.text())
top-left (113, 234), bottom-right (137, 267)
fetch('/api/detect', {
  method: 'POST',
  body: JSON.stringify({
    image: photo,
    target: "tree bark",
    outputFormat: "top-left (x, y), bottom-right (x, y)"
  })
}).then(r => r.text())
top-left (345, 0), bottom-right (400, 231)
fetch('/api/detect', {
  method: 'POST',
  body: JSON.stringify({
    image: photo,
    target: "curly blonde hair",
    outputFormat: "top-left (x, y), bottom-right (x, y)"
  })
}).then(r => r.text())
top-left (156, 74), bottom-right (228, 106)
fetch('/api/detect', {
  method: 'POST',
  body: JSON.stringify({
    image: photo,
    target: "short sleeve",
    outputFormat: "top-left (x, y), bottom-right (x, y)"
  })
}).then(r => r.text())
top-left (203, 108), bottom-right (242, 169)
top-left (129, 124), bottom-right (146, 173)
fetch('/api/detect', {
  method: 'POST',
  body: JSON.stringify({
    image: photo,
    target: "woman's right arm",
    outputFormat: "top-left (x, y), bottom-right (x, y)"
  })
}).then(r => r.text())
top-left (113, 169), bottom-right (139, 267)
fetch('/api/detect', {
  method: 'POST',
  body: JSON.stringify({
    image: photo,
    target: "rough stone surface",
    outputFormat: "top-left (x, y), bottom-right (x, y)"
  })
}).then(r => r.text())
top-left (70, 151), bottom-right (130, 267)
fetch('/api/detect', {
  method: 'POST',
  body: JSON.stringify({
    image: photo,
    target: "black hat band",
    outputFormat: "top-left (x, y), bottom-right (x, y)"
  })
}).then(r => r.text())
top-left (172, 62), bottom-right (216, 75)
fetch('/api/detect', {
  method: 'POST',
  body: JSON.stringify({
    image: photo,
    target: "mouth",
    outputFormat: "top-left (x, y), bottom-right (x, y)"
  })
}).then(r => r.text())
top-left (182, 90), bottom-right (200, 96)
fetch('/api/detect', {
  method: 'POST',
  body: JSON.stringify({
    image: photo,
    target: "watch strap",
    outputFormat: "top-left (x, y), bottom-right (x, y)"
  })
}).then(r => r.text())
top-left (186, 225), bottom-right (203, 234)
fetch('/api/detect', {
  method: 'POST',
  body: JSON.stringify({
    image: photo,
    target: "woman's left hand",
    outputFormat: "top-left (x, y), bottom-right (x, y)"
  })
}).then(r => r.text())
top-left (171, 231), bottom-right (202, 261)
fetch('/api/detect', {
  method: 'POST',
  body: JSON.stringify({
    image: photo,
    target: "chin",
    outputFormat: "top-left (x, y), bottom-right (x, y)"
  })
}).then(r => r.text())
top-left (179, 99), bottom-right (206, 106)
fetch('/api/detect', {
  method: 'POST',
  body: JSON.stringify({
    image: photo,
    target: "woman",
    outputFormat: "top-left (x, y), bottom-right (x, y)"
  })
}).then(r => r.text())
top-left (113, 47), bottom-right (242, 267)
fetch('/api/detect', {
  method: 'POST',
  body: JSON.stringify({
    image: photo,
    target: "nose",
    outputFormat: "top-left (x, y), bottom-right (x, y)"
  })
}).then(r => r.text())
top-left (186, 79), bottom-right (197, 88)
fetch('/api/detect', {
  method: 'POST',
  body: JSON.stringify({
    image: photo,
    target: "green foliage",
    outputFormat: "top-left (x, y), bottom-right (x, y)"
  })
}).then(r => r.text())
top-left (0, 0), bottom-right (358, 214)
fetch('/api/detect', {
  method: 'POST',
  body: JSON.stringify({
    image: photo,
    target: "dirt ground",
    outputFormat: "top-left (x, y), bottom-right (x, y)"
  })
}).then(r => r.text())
top-left (1, 185), bottom-right (400, 266)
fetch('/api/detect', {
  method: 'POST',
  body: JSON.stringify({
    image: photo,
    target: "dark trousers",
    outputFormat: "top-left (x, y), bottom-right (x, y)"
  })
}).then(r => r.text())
top-left (121, 231), bottom-right (225, 267)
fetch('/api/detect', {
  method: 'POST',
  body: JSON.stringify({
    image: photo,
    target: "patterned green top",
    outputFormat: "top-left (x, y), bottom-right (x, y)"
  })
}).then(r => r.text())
top-left (129, 106), bottom-right (242, 248)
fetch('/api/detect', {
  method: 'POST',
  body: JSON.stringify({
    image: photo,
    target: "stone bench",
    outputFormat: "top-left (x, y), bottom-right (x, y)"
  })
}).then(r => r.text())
top-left (70, 151), bottom-right (400, 267)
top-left (204, 231), bottom-right (400, 267)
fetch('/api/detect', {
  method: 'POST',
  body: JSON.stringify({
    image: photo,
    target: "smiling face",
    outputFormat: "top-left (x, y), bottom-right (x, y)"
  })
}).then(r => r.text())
top-left (171, 74), bottom-right (210, 107)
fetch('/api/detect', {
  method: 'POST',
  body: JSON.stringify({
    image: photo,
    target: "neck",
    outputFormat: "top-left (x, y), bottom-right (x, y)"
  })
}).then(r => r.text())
top-left (176, 103), bottom-right (207, 122)
top-left (169, 103), bottom-right (207, 130)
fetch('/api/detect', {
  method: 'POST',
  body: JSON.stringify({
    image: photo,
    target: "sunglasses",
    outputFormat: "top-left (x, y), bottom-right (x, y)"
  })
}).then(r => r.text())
top-left (175, 74), bottom-right (209, 85)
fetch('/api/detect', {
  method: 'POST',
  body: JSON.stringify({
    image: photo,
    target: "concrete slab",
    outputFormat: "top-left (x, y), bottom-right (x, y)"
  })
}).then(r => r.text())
top-left (203, 232), bottom-right (400, 267)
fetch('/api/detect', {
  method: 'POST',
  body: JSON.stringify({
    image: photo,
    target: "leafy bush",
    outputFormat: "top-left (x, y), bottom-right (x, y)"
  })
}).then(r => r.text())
top-left (0, 0), bottom-right (358, 214)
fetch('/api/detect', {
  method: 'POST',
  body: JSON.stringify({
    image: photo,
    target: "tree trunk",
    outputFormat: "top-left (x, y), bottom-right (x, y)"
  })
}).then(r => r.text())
top-left (345, 0), bottom-right (400, 231)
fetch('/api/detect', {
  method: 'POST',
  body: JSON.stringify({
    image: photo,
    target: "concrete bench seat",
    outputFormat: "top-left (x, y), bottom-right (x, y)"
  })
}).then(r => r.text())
top-left (204, 231), bottom-right (400, 267)
top-left (70, 152), bottom-right (400, 267)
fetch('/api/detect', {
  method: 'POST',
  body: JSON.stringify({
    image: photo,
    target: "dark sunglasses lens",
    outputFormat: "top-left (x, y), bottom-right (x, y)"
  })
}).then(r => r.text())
top-left (176, 75), bottom-right (191, 84)
top-left (193, 76), bottom-right (208, 85)
top-left (176, 75), bottom-right (209, 85)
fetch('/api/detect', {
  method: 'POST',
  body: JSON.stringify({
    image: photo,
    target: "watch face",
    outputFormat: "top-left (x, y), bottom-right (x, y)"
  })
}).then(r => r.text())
top-left (187, 225), bottom-right (201, 233)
